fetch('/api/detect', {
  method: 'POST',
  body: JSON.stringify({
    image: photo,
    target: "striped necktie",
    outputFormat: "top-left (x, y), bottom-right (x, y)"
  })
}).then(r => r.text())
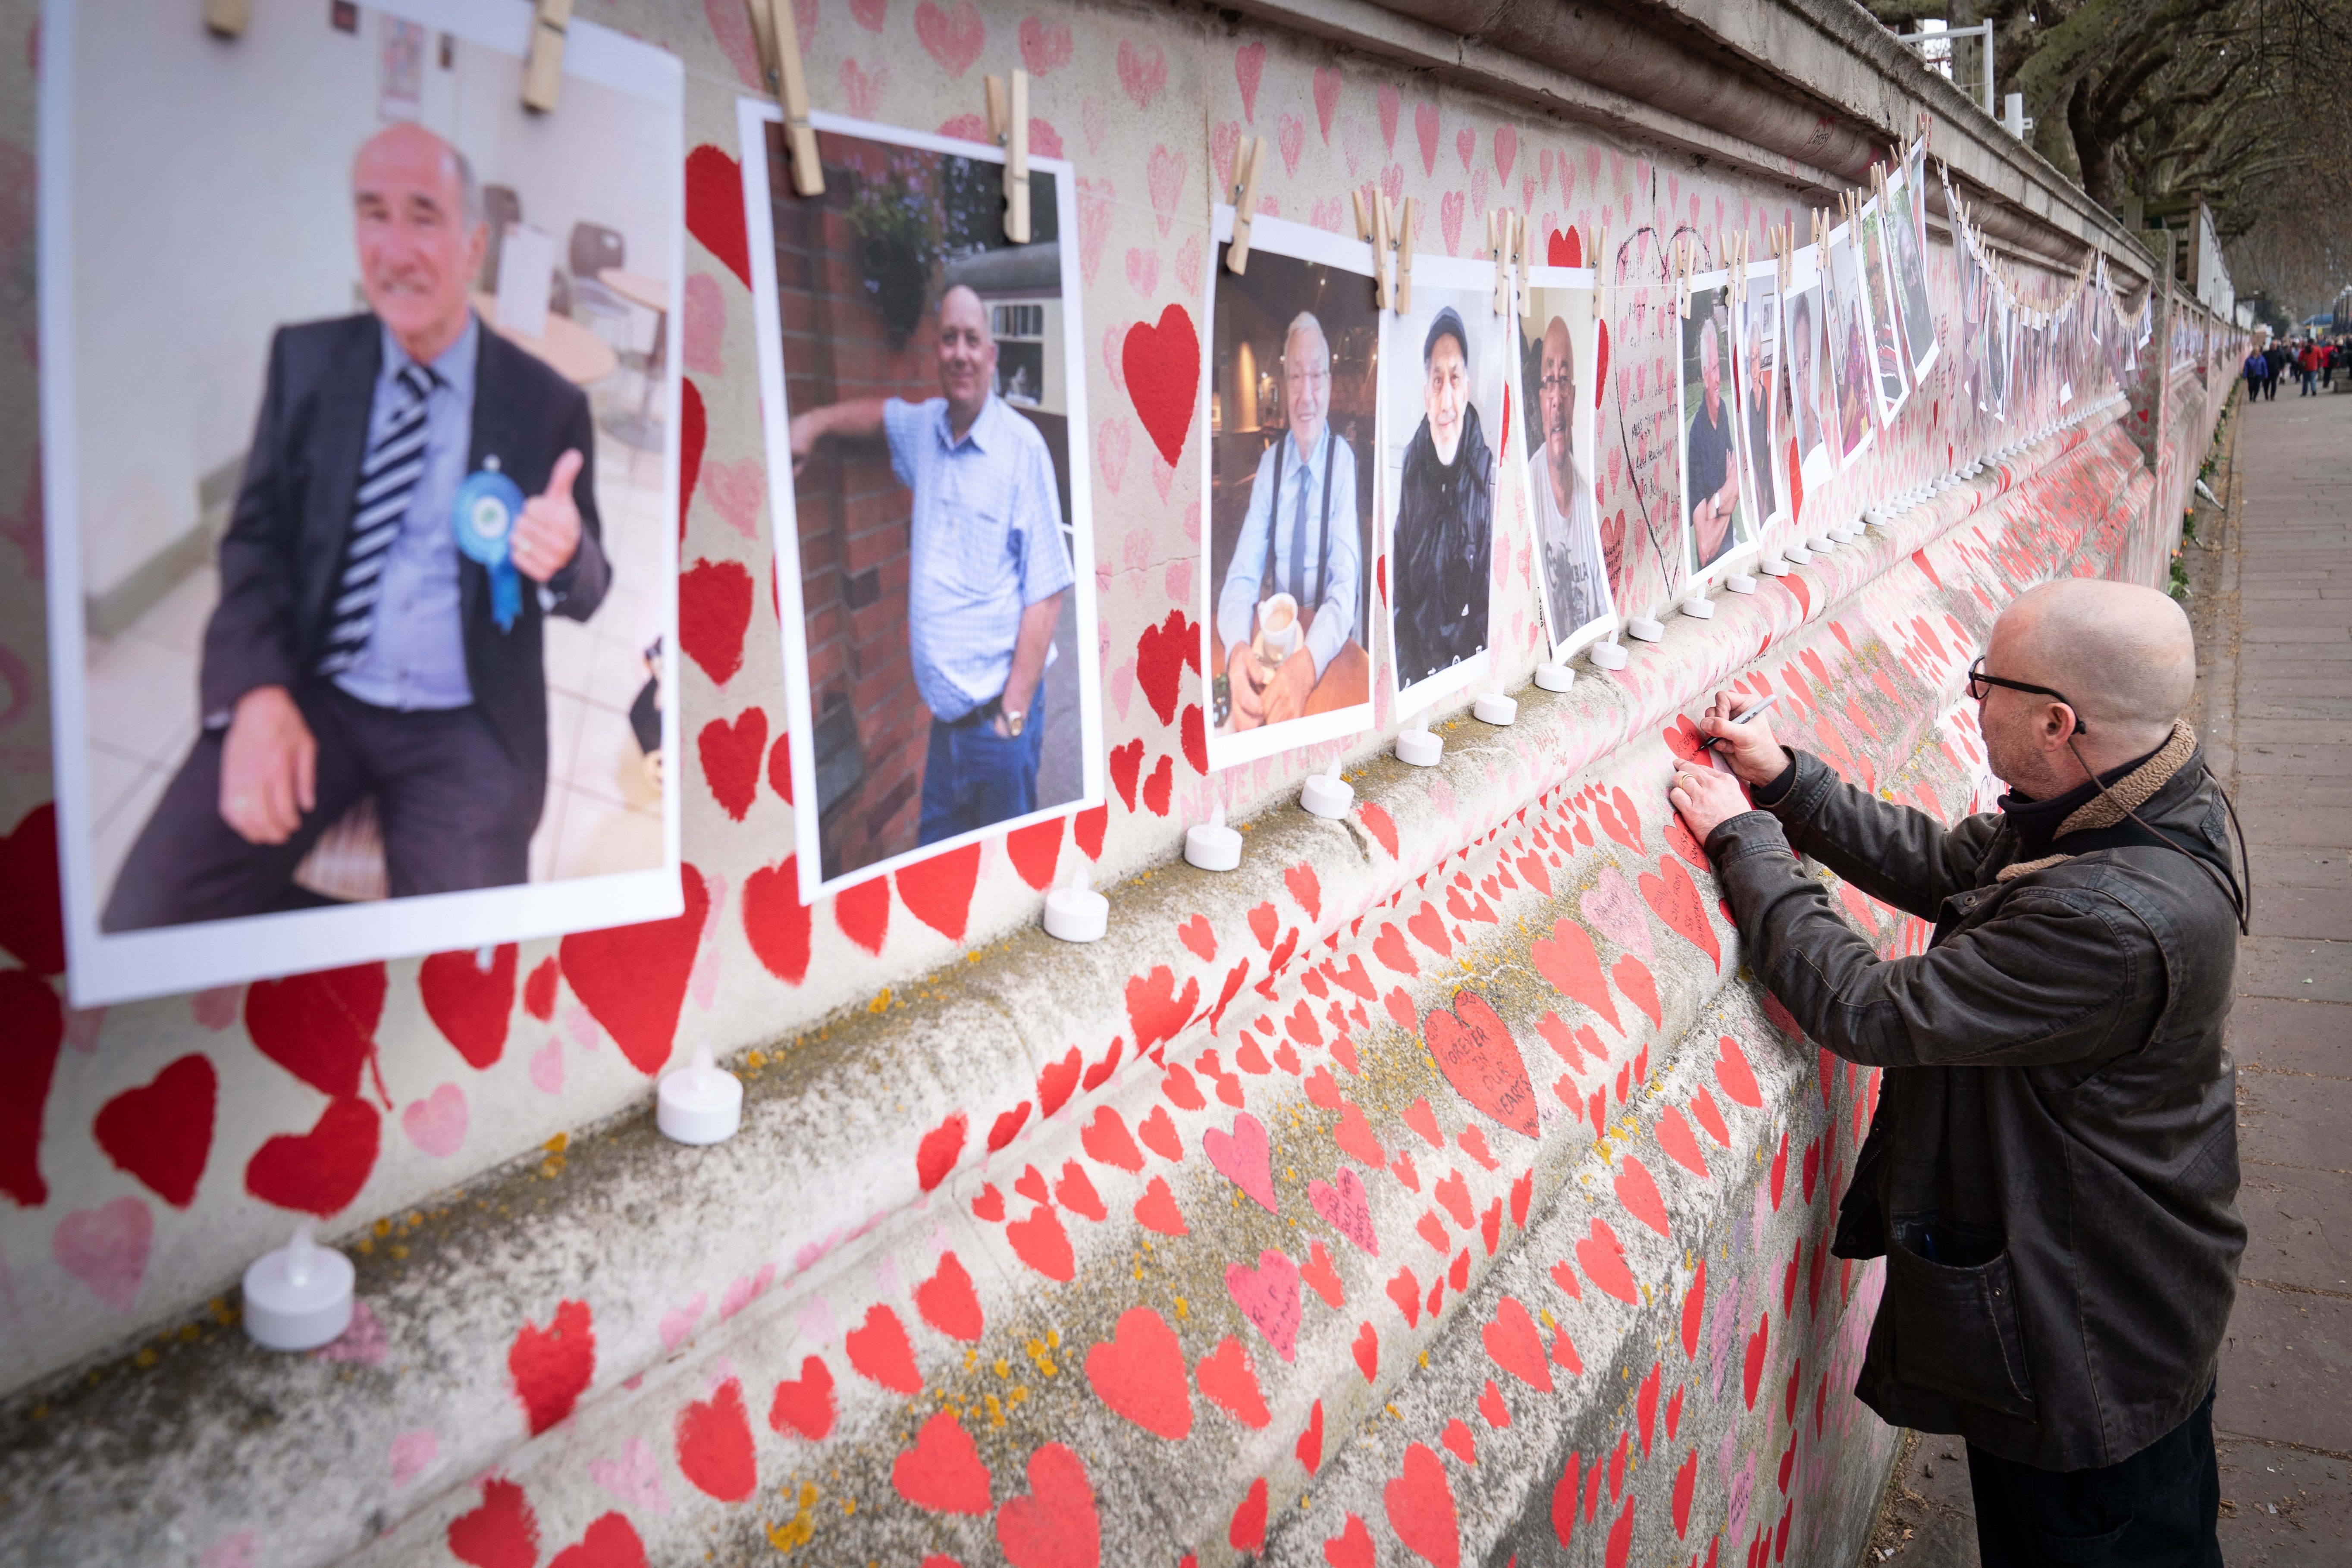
top-left (318, 363), bottom-right (436, 676)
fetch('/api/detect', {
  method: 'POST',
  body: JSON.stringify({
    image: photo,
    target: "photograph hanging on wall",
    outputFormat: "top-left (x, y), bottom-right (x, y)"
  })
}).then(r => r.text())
top-left (1882, 167), bottom-right (1940, 383)
top-left (1855, 198), bottom-right (1912, 424)
top-left (1382, 255), bottom-right (1506, 715)
top-left (1782, 243), bottom-right (1836, 497)
top-left (1821, 223), bottom-right (1877, 469)
top-left (1677, 268), bottom-right (1755, 586)
top-left (1732, 257), bottom-right (1789, 545)
top-left (38, 0), bottom-right (686, 1006)
top-left (739, 105), bottom-right (1101, 901)
top-left (1198, 207), bottom-right (1380, 770)
top-left (1517, 268), bottom-right (1617, 657)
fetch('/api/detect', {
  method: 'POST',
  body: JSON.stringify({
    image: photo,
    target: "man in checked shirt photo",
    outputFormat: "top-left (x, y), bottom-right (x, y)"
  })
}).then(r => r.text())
top-left (790, 283), bottom-right (1073, 846)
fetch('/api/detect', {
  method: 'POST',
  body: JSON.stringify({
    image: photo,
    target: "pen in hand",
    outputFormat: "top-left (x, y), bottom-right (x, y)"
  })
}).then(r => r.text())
top-left (1700, 693), bottom-right (1780, 753)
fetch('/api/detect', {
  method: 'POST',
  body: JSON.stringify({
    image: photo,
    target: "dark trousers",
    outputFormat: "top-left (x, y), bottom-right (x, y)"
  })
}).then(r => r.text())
top-left (917, 685), bottom-right (1045, 847)
top-left (1966, 1385), bottom-right (2221, 1568)
top-left (103, 683), bottom-right (536, 931)
top-left (2299, 369), bottom-right (2318, 395)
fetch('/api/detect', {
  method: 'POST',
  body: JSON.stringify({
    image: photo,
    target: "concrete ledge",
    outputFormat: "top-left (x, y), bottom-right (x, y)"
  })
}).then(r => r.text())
top-left (0, 416), bottom-right (2159, 1565)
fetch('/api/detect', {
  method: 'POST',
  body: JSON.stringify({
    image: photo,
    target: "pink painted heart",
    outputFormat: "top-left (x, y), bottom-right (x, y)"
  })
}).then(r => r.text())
top-left (1454, 125), bottom-right (1476, 173)
top-left (1234, 42), bottom-right (1266, 120)
top-left (1493, 125), bottom-right (1518, 185)
top-left (1308, 1167), bottom-right (1378, 1256)
top-left (1081, 94), bottom-right (1109, 155)
top-left (1075, 177), bottom-right (1113, 287)
top-left (1146, 145), bottom-right (1187, 238)
top-left (681, 273), bottom-right (723, 376)
top-left (838, 58), bottom-right (890, 121)
top-left (1313, 67), bottom-right (1342, 142)
top-left (1018, 15), bottom-right (1071, 74)
top-left (1278, 112), bottom-right (1305, 177)
top-left (1124, 247), bottom-right (1160, 298)
top-left (1203, 1111), bottom-right (1277, 1213)
top-left (53, 1195), bottom-right (151, 1312)
top-left (390, 1427), bottom-right (439, 1490)
top-left (1440, 191), bottom-right (1466, 255)
top-left (401, 1083), bottom-right (468, 1159)
top-left (913, 0), bottom-right (985, 78)
top-left (659, 1293), bottom-right (707, 1353)
top-left (1578, 866), bottom-right (1653, 958)
top-left (1413, 100), bottom-right (1440, 175)
top-left (588, 1435), bottom-right (669, 1516)
top-left (1226, 1248), bottom-right (1303, 1362)
top-left (1211, 121), bottom-right (1241, 200)
top-left (1096, 417), bottom-right (1131, 496)
top-left (1117, 38), bottom-right (1168, 108)
top-left (1174, 234), bottom-right (1204, 301)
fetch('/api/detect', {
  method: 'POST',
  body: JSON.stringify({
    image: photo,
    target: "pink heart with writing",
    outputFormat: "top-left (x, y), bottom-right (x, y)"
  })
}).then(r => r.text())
top-left (401, 1082), bottom-right (468, 1159)
top-left (53, 1196), bottom-right (151, 1312)
top-left (1147, 146), bottom-right (1187, 238)
top-left (1226, 1248), bottom-right (1303, 1362)
top-left (1580, 866), bottom-right (1653, 958)
top-left (913, 1), bottom-right (985, 78)
top-left (1203, 1111), bottom-right (1277, 1213)
top-left (1308, 1167), bottom-right (1378, 1256)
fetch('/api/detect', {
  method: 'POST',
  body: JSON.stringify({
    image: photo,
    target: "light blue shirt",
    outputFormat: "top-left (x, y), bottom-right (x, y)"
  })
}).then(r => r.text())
top-left (334, 315), bottom-right (478, 711)
top-left (1214, 422), bottom-right (1359, 678)
top-left (883, 393), bottom-right (1073, 722)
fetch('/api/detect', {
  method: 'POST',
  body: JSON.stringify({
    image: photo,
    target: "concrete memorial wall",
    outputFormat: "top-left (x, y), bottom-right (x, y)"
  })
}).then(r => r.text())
top-left (0, 0), bottom-right (2239, 1563)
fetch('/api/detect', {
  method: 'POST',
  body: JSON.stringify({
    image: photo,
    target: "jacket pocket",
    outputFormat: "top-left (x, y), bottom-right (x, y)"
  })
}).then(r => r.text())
top-left (1883, 1239), bottom-right (2038, 1420)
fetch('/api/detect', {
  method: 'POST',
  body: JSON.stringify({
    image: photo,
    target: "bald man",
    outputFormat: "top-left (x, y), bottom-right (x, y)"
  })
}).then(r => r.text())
top-left (790, 285), bottom-right (1072, 844)
top-left (1671, 578), bottom-right (2244, 1568)
top-left (105, 124), bottom-right (608, 930)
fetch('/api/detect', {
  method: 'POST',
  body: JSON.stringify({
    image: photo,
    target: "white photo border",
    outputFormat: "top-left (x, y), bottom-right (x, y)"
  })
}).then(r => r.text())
top-left (1676, 267), bottom-right (1762, 593)
top-left (737, 102), bottom-right (1104, 905)
top-left (39, 0), bottom-right (687, 1007)
top-left (1519, 264), bottom-right (1616, 660)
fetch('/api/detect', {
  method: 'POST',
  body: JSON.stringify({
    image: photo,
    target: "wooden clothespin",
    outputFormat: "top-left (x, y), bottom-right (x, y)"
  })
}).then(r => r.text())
top-left (1395, 195), bottom-right (1417, 314)
top-left (1488, 210), bottom-right (1512, 316)
top-left (204, 0), bottom-right (251, 35)
top-left (1676, 235), bottom-right (1692, 318)
top-left (748, 0), bottom-right (823, 197)
top-left (1225, 135), bottom-right (1265, 274)
top-left (1372, 193), bottom-right (1395, 311)
top-left (522, 0), bottom-right (571, 113)
top-left (1352, 190), bottom-right (1371, 243)
top-left (985, 70), bottom-right (1031, 244)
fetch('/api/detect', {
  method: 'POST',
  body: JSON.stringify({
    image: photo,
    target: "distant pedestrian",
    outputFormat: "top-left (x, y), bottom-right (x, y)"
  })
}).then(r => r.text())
top-left (2264, 341), bottom-right (2289, 399)
top-left (2297, 339), bottom-right (2322, 395)
top-left (2245, 346), bottom-right (2270, 403)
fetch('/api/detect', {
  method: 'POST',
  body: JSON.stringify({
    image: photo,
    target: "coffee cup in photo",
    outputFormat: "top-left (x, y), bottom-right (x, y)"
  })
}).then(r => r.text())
top-left (1257, 592), bottom-right (1301, 660)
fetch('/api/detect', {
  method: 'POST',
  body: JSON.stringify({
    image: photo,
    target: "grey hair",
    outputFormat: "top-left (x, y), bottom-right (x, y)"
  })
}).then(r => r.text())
top-left (1698, 316), bottom-right (1719, 366)
top-left (1283, 310), bottom-right (1330, 365)
top-left (451, 143), bottom-right (483, 232)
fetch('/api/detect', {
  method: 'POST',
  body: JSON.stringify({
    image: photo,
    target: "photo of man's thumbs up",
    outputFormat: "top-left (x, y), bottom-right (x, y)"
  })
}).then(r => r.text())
top-left (512, 447), bottom-right (584, 583)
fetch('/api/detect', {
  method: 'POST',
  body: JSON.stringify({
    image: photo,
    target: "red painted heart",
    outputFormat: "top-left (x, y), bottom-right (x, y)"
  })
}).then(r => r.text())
top-left (93, 1054), bottom-right (216, 1208)
top-left (1122, 304), bottom-right (1201, 467)
top-left (697, 709), bottom-right (767, 822)
top-left (768, 1354), bottom-right (835, 1439)
top-left (1575, 1217), bottom-right (1639, 1304)
top-left (893, 1411), bottom-right (993, 1514)
top-left (1084, 1306), bottom-right (1192, 1439)
top-left (1195, 1335), bottom-right (1268, 1427)
top-left (678, 558), bottom-right (753, 686)
top-left (1531, 919), bottom-right (1622, 1035)
top-left (915, 1251), bottom-right (985, 1341)
top-left (897, 843), bottom-right (983, 941)
top-left (0, 970), bottom-right (64, 1206)
top-left (1639, 856), bottom-right (1720, 970)
top-left (674, 1376), bottom-right (756, 1501)
top-left (996, 1442), bottom-right (1101, 1568)
top-left (677, 378), bottom-right (706, 543)
top-left (846, 1303), bottom-right (922, 1395)
top-left (0, 802), bottom-right (64, 974)
top-left (418, 944), bottom-right (516, 1071)
top-left (1006, 817), bottom-right (1064, 891)
top-left (742, 856), bottom-right (812, 984)
top-left (245, 963), bottom-right (387, 1100)
top-left (1134, 608), bottom-right (1196, 726)
top-left (549, 1513), bottom-right (646, 1568)
top-left (1421, 989), bottom-right (1537, 1138)
top-left (243, 1095), bottom-right (378, 1217)
top-left (560, 865), bottom-right (710, 1076)
top-left (1383, 1441), bottom-right (1461, 1568)
top-left (684, 144), bottom-right (750, 286)
top-left (509, 1298), bottom-right (595, 1436)
top-left (446, 1478), bottom-right (539, 1568)
top-left (1482, 1295), bottom-right (1553, 1392)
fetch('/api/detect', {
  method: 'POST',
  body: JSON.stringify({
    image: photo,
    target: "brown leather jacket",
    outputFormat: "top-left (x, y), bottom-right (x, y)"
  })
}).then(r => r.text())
top-left (1707, 723), bottom-right (2244, 1470)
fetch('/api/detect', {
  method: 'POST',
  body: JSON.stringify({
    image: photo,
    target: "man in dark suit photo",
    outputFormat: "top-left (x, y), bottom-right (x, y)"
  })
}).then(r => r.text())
top-left (103, 122), bottom-right (610, 931)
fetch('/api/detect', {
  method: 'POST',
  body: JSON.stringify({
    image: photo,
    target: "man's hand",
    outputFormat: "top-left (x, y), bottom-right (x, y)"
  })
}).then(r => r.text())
top-left (511, 448), bottom-right (582, 583)
top-left (1261, 647), bottom-right (1317, 724)
top-left (1668, 763), bottom-right (1750, 845)
top-left (220, 685), bottom-right (316, 846)
top-left (1696, 687), bottom-right (1791, 787)
top-left (1226, 643), bottom-right (1267, 731)
top-left (788, 411), bottom-right (819, 477)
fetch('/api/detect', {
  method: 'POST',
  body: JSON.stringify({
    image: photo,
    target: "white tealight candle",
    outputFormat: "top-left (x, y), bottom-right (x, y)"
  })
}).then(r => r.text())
top-left (1473, 691), bottom-right (1517, 725)
top-left (1679, 594), bottom-right (1715, 619)
top-left (1588, 638), bottom-right (1630, 670)
top-left (1624, 615), bottom-right (1665, 643)
top-left (658, 1042), bottom-right (744, 1145)
top-left (1725, 572), bottom-right (1757, 594)
top-left (1184, 801), bottom-right (1242, 871)
top-left (1042, 866), bottom-right (1110, 943)
top-left (242, 1223), bottom-right (355, 1352)
top-left (1301, 759), bottom-right (1355, 817)
top-left (1807, 533), bottom-right (1836, 554)
top-left (1533, 660), bottom-right (1574, 691)
top-left (1783, 542), bottom-right (1813, 564)
top-left (1756, 553), bottom-right (1789, 577)
top-left (1396, 725), bottom-right (1443, 767)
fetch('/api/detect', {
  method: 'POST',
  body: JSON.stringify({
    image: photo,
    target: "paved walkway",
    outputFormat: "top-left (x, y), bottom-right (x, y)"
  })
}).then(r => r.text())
top-left (1865, 385), bottom-right (2352, 1566)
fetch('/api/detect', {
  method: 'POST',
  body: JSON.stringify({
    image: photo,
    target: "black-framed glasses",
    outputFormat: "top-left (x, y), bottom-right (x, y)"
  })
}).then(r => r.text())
top-left (1967, 657), bottom-right (2088, 732)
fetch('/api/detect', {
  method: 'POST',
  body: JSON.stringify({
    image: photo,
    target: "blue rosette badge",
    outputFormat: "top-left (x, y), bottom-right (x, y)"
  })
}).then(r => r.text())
top-left (453, 468), bottom-right (527, 631)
